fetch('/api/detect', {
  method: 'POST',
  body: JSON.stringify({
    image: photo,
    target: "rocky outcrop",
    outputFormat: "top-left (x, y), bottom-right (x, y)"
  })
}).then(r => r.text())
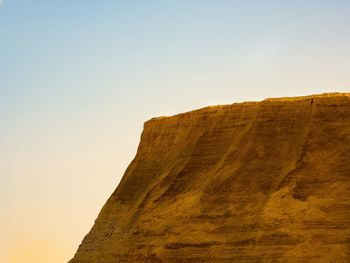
top-left (70, 93), bottom-right (350, 262)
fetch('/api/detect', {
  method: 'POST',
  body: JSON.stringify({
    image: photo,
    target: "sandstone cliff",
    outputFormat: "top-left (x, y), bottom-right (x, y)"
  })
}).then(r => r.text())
top-left (70, 93), bottom-right (350, 262)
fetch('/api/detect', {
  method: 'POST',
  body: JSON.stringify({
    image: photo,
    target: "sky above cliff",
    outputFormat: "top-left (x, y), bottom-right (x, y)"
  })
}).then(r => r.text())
top-left (1, 0), bottom-right (350, 262)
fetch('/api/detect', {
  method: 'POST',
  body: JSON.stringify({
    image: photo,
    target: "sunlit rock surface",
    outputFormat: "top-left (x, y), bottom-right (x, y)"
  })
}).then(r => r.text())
top-left (70, 93), bottom-right (350, 262)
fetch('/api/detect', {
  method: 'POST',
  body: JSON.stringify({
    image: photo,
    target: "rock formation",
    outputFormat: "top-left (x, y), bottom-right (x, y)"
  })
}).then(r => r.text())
top-left (70, 93), bottom-right (350, 262)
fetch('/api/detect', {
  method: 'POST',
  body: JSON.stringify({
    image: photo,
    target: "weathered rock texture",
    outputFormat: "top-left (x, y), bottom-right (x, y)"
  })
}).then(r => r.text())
top-left (70, 93), bottom-right (350, 262)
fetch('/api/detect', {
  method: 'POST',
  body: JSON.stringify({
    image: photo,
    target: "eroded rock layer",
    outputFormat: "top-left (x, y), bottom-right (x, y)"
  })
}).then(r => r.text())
top-left (70, 93), bottom-right (350, 262)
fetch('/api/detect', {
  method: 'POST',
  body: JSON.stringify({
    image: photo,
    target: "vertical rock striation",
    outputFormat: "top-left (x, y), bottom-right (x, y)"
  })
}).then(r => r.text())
top-left (70, 93), bottom-right (350, 262)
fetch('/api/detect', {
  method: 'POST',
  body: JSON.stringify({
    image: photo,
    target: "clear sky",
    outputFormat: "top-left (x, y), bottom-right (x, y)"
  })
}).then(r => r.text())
top-left (1, 0), bottom-right (350, 262)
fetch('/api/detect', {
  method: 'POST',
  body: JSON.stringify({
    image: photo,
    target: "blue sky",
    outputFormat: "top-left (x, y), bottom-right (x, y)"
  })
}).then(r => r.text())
top-left (1, 1), bottom-right (350, 262)
top-left (1, 1), bottom-right (350, 121)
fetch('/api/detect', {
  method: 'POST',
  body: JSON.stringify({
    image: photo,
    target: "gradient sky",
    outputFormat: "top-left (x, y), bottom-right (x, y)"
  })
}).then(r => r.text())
top-left (1, 0), bottom-right (350, 262)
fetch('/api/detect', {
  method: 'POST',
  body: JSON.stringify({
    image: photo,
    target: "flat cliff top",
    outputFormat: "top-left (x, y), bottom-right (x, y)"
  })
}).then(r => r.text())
top-left (146, 92), bottom-right (350, 124)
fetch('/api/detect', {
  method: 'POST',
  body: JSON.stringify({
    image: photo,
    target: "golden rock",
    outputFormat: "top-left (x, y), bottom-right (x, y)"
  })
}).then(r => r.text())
top-left (70, 93), bottom-right (350, 262)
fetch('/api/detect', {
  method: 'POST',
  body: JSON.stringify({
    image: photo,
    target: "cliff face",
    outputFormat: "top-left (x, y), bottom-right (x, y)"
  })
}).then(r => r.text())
top-left (70, 93), bottom-right (350, 262)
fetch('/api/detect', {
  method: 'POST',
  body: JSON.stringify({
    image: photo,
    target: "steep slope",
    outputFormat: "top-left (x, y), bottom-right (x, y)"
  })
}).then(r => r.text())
top-left (70, 93), bottom-right (350, 262)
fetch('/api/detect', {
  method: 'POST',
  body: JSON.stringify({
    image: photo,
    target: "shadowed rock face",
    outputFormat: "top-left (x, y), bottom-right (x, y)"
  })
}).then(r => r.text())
top-left (70, 93), bottom-right (350, 263)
